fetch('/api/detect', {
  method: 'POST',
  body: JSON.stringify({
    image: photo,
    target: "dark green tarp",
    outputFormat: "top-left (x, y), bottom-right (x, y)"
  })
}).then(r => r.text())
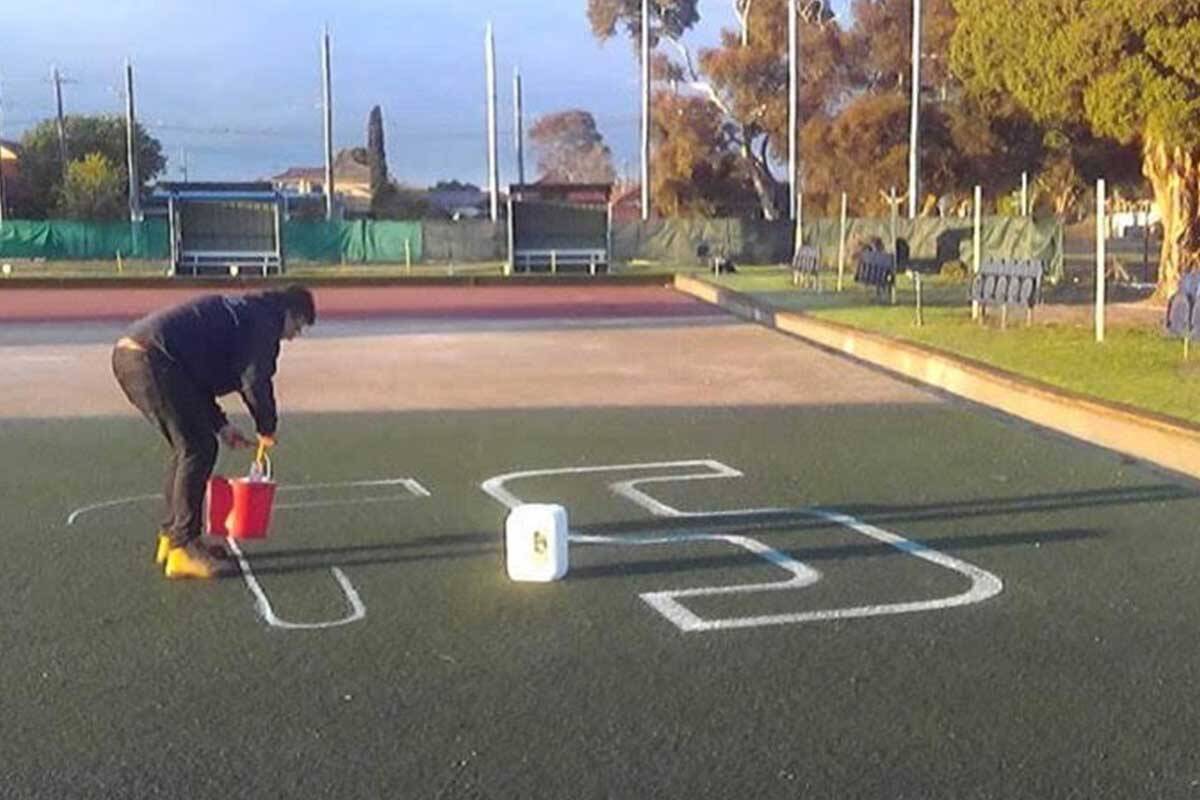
top-left (0, 220), bottom-right (169, 260)
top-left (613, 215), bottom-right (1063, 282)
top-left (421, 220), bottom-right (504, 262)
top-left (283, 220), bottom-right (422, 263)
top-left (0, 219), bottom-right (423, 264)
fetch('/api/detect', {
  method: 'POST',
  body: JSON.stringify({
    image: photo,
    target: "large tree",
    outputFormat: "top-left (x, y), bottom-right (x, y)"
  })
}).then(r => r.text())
top-left (367, 106), bottom-right (389, 200)
top-left (366, 105), bottom-right (399, 217)
top-left (649, 91), bottom-right (756, 215)
top-left (17, 115), bottom-right (165, 219)
top-left (57, 153), bottom-right (125, 220)
top-left (590, 0), bottom-right (845, 219)
top-left (952, 0), bottom-right (1200, 295)
top-left (699, 0), bottom-right (846, 218)
top-left (529, 110), bottom-right (617, 183)
top-left (816, 0), bottom-right (1028, 215)
top-left (587, 0), bottom-right (700, 47)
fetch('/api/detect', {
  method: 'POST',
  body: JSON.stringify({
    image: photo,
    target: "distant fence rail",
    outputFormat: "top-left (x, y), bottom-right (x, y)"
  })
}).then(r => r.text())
top-left (612, 216), bottom-right (1063, 283)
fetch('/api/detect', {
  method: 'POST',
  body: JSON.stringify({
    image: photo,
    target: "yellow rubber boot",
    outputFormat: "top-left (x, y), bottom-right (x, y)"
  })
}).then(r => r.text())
top-left (164, 541), bottom-right (225, 580)
top-left (154, 533), bottom-right (171, 566)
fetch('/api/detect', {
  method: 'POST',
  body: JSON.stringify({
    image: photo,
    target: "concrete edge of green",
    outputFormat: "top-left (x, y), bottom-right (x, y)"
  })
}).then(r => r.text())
top-left (674, 274), bottom-right (1200, 484)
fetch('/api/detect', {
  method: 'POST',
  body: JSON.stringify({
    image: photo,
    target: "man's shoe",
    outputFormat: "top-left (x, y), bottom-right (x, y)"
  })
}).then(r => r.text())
top-left (158, 533), bottom-right (230, 565)
top-left (164, 541), bottom-right (230, 580)
top-left (155, 533), bottom-right (171, 566)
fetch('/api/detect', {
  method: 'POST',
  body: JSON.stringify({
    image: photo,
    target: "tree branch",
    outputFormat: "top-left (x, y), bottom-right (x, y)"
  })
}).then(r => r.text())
top-left (664, 36), bottom-right (735, 118)
top-left (733, 0), bottom-right (752, 47)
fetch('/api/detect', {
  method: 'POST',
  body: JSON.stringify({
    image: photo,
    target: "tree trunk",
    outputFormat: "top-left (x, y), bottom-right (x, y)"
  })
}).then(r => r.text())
top-left (1144, 139), bottom-right (1200, 300)
top-left (740, 128), bottom-right (780, 220)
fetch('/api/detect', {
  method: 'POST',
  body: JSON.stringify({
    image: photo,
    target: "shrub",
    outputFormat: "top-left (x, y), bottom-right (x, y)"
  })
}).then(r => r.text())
top-left (940, 259), bottom-right (969, 282)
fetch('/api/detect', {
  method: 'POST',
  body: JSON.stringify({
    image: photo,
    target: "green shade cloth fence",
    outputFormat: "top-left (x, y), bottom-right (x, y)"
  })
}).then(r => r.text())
top-left (0, 220), bottom-right (170, 260)
top-left (0, 219), bottom-right (423, 264)
top-left (0, 216), bottom-right (1060, 279)
top-left (613, 216), bottom-right (1063, 282)
top-left (282, 220), bottom-right (422, 263)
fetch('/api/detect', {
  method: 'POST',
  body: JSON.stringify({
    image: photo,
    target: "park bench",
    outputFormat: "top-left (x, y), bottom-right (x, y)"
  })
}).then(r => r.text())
top-left (970, 258), bottom-right (1044, 327)
top-left (512, 248), bottom-right (609, 275)
top-left (854, 250), bottom-right (896, 303)
top-left (791, 245), bottom-right (820, 289)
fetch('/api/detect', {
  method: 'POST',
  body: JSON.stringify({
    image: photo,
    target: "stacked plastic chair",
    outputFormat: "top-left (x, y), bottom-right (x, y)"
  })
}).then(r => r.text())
top-left (1165, 271), bottom-right (1200, 338)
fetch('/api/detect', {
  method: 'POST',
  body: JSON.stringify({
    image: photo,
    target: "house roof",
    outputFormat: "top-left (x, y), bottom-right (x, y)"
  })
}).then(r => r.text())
top-left (0, 139), bottom-right (21, 158)
top-left (610, 184), bottom-right (642, 206)
top-left (510, 182), bottom-right (613, 205)
top-left (271, 150), bottom-right (371, 185)
top-left (272, 167), bottom-right (326, 182)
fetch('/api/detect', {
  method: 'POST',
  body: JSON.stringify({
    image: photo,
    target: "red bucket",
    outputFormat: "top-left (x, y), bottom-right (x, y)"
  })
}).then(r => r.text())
top-left (205, 451), bottom-right (276, 539)
top-left (226, 477), bottom-right (276, 539)
top-left (205, 476), bottom-right (234, 536)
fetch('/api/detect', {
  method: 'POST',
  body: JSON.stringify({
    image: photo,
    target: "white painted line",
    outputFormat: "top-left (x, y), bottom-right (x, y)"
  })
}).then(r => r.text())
top-left (276, 491), bottom-right (429, 512)
top-left (402, 478), bottom-right (432, 498)
top-left (276, 477), bottom-right (427, 493)
top-left (481, 459), bottom-right (725, 510)
top-left (574, 531), bottom-right (821, 631)
top-left (610, 468), bottom-right (790, 519)
top-left (67, 475), bottom-right (433, 632)
top-left (66, 493), bottom-right (161, 526)
top-left (480, 459), bottom-right (1004, 633)
top-left (226, 537), bottom-right (367, 630)
top-left (66, 476), bottom-right (429, 525)
top-left (640, 508), bottom-right (1003, 632)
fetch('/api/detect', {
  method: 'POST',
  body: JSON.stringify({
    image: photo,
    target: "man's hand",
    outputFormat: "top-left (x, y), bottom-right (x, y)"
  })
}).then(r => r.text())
top-left (257, 433), bottom-right (277, 449)
top-left (218, 423), bottom-right (254, 449)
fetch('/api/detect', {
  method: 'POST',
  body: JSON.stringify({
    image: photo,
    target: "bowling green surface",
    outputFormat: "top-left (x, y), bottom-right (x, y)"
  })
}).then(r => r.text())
top-left (3, 287), bottom-right (1200, 798)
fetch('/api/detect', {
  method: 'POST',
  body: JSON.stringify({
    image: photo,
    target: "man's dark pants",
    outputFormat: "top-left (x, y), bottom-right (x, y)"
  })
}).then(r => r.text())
top-left (112, 345), bottom-right (218, 548)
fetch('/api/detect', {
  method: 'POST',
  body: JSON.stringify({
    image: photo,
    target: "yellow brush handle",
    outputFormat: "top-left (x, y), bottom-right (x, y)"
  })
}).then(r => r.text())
top-left (256, 441), bottom-right (267, 465)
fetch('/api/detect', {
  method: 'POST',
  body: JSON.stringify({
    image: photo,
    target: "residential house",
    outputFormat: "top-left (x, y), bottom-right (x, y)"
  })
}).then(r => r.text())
top-left (609, 183), bottom-right (643, 222)
top-left (269, 149), bottom-right (372, 216)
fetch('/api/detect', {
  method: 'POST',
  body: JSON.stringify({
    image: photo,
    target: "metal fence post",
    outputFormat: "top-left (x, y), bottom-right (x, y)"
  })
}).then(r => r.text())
top-left (837, 192), bottom-right (847, 291)
top-left (971, 185), bottom-right (982, 319)
top-left (1096, 178), bottom-right (1106, 343)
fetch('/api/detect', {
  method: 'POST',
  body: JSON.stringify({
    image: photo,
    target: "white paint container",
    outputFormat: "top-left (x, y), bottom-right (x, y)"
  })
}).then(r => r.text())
top-left (505, 503), bottom-right (568, 582)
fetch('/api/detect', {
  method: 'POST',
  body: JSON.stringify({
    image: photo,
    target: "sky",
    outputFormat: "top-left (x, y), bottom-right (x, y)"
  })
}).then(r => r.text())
top-left (3, 0), bottom-right (850, 188)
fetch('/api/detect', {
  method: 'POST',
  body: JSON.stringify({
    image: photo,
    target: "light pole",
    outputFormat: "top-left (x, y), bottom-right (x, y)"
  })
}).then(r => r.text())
top-left (907, 0), bottom-right (922, 219)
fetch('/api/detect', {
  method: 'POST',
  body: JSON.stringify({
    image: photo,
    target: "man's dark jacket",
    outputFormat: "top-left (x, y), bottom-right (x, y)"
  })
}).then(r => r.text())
top-left (125, 293), bottom-right (286, 435)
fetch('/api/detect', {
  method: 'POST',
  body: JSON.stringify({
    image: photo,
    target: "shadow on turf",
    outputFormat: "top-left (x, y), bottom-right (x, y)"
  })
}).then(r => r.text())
top-left (232, 483), bottom-right (1188, 577)
top-left (238, 531), bottom-right (497, 576)
top-left (571, 481), bottom-right (1192, 538)
top-left (567, 527), bottom-right (1098, 580)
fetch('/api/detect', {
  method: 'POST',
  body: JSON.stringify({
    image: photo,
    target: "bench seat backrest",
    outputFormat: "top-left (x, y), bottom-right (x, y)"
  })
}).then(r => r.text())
top-left (855, 251), bottom-right (895, 286)
top-left (971, 259), bottom-right (1044, 308)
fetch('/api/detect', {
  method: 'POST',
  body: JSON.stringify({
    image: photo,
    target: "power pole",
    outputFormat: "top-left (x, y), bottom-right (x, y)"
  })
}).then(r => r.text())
top-left (179, 148), bottom-right (189, 182)
top-left (485, 23), bottom-right (499, 222)
top-left (52, 65), bottom-right (69, 180)
top-left (513, 67), bottom-right (525, 186)
top-left (907, 0), bottom-right (922, 219)
top-left (640, 0), bottom-right (650, 221)
top-left (125, 60), bottom-right (142, 221)
top-left (321, 27), bottom-right (335, 221)
top-left (788, 0), bottom-right (798, 221)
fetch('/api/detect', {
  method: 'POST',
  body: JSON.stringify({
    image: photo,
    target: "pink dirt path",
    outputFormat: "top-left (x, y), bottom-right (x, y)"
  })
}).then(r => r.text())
top-left (0, 284), bottom-right (707, 323)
